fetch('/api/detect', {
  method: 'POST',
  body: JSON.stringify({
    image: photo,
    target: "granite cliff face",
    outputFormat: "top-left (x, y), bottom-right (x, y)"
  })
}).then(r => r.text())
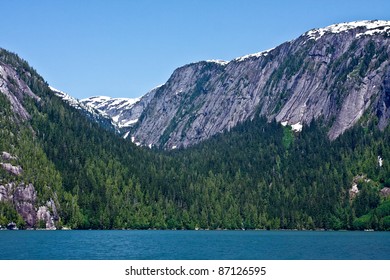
top-left (85, 20), bottom-right (390, 149)
top-left (0, 151), bottom-right (58, 229)
top-left (0, 60), bottom-right (41, 120)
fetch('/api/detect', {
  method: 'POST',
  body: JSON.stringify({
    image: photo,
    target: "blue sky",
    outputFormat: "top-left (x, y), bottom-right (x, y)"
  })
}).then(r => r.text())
top-left (1, 0), bottom-right (389, 99)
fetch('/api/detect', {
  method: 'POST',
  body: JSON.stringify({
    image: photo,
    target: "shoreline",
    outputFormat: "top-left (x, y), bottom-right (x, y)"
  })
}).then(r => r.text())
top-left (0, 227), bottom-right (384, 232)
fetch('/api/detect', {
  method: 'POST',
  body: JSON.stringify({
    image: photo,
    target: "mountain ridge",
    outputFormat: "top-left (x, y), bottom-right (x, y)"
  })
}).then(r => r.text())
top-left (1, 33), bottom-right (390, 230)
top-left (73, 20), bottom-right (390, 149)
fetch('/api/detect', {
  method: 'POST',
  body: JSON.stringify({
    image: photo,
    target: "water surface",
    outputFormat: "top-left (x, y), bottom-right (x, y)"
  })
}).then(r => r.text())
top-left (0, 230), bottom-right (388, 260)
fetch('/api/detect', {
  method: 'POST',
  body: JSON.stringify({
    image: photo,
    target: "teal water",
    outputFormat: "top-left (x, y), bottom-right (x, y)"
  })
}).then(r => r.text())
top-left (0, 230), bottom-right (389, 260)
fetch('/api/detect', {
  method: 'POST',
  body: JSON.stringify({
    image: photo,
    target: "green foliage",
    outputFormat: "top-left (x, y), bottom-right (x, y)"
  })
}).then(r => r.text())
top-left (353, 181), bottom-right (380, 217)
top-left (0, 202), bottom-right (25, 228)
top-left (282, 126), bottom-right (294, 149)
top-left (1, 47), bottom-right (390, 231)
top-left (354, 200), bottom-right (390, 230)
top-left (382, 216), bottom-right (390, 230)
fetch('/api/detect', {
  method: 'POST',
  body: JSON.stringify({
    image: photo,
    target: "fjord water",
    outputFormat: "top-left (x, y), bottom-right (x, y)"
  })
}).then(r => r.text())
top-left (0, 230), bottom-right (389, 260)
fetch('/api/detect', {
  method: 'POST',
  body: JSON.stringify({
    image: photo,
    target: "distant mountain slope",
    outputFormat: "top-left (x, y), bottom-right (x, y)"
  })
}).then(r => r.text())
top-left (1, 43), bottom-right (390, 231)
top-left (85, 20), bottom-right (390, 149)
top-left (49, 86), bottom-right (118, 133)
top-left (80, 96), bottom-right (140, 128)
top-left (80, 86), bottom-right (158, 135)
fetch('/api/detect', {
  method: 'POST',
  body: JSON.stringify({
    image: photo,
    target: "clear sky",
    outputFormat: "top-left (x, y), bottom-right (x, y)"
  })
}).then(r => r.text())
top-left (1, 0), bottom-right (389, 99)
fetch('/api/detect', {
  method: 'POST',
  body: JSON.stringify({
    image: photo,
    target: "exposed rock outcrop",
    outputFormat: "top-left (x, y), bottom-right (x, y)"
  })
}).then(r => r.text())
top-left (13, 183), bottom-right (37, 227)
top-left (37, 205), bottom-right (56, 230)
top-left (380, 187), bottom-right (390, 197)
top-left (0, 61), bottom-right (40, 120)
top-left (0, 163), bottom-right (23, 176)
top-left (1, 151), bottom-right (18, 161)
top-left (82, 20), bottom-right (390, 149)
top-left (1, 151), bottom-right (23, 176)
top-left (0, 182), bottom-right (58, 229)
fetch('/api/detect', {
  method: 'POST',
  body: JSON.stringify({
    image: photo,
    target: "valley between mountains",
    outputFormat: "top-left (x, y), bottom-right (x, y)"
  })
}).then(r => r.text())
top-left (1, 20), bottom-right (390, 230)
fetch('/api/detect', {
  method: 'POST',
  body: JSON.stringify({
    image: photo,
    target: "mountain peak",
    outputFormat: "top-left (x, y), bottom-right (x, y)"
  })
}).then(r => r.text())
top-left (305, 19), bottom-right (390, 40)
top-left (60, 20), bottom-right (390, 149)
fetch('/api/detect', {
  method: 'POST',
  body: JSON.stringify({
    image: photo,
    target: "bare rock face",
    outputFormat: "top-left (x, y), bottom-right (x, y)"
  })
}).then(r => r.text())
top-left (58, 21), bottom-right (390, 149)
top-left (1, 151), bottom-right (18, 161)
top-left (0, 183), bottom-right (13, 201)
top-left (104, 20), bottom-right (390, 149)
top-left (12, 183), bottom-right (37, 228)
top-left (380, 187), bottom-right (390, 197)
top-left (0, 163), bottom-right (23, 176)
top-left (0, 152), bottom-right (22, 175)
top-left (37, 205), bottom-right (56, 230)
top-left (0, 61), bottom-right (41, 121)
top-left (0, 182), bottom-right (58, 229)
top-left (377, 67), bottom-right (390, 130)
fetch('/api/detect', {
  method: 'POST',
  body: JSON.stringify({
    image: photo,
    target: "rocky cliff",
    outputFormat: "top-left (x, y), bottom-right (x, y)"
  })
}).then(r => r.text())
top-left (85, 20), bottom-right (390, 149)
top-left (0, 151), bottom-right (58, 229)
top-left (0, 60), bottom-right (41, 120)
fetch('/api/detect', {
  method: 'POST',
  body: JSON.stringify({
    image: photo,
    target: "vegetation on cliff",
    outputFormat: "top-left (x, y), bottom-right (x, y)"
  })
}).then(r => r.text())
top-left (0, 48), bottom-right (389, 230)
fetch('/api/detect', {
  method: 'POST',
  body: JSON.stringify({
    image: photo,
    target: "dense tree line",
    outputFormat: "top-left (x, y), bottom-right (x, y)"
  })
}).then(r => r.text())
top-left (0, 48), bottom-right (389, 230)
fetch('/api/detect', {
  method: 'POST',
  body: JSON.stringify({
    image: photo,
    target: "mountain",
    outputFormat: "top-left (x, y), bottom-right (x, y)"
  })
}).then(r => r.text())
top-left (0, 51), bottom-right (67, 229)
top-left (1, 21), bottom-right (390, 231)
top-left (80, 96), bottom-right (140, 129)
top-left (51, 86), bottom-right (158, 139)
top-left (48, 86), bottom-right (119, 133)
top-left (80, 86), bottom-right (158, 137)
top-left (84, 20), bottom-right (390, 149)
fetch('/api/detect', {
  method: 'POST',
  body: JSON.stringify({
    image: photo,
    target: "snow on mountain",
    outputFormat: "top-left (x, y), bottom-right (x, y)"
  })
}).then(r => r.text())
top-left (305, 20), bottom-right (390, 41)
top-left (49, 86), bottom-right (81, 108)
top-left (204, 49), bottom-right (274, 65)
top-left (49, 86), bottom-right (117, 131)
top-left (129, 19), bottom-right (390, 149)
top-left (206, 59), bottom-right (229, 65)
top-left (52, 20), bottom-right (390, 148)
top-left (81, 96), bottom-right (141, 129)
top-left (204, 21), bottom-right (390, 65)
top-left (82, 96), bottom-right (140, 111)
top-left (50, 86), bottom-right (96, 116)
top-left (233, 48), bottom-right (275, 62)
top-left (78, 85), bottom-right (161, 140)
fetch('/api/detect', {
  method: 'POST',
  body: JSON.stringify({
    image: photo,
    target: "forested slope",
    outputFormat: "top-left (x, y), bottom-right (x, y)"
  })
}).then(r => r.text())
top-left (0, 48), bottom-right (389, 230)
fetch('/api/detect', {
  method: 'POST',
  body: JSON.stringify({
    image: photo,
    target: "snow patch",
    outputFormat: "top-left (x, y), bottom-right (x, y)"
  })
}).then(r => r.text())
top-left (356, 27), bottom-right (390, 38)
top-left (280, 120), bottom-right (303, 132)
top-left (50, 86), bottom-right (109, 117)
top-left (378, 156), bottom-right (383, 167)
top-left (199, 47), bottom-right (275, 66)
top-left (81, 96), bottom-right (141, 113)
top-left (291, 122), bottom-right (303, 132)
top-left (305, 20), bottom-right (390, 41)
top-left (123, 131), bottom-right (130, 139)
top-left (119, 119), bottom-right (138, 128)
top-left (49, 86), bottom-right (79, 107)
top-left (233, 48), bottom-right (275, 62)
top-left (206, 59), bottom-right (229, 66)
top-left (112, 115), bottom-right (120, 123)
top-left (351, 183), bottom-right (359, 194)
